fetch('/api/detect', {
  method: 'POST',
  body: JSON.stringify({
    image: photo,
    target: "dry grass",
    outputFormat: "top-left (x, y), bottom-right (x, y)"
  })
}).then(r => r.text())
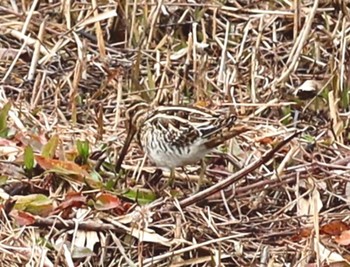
top-left (1, 0), bottom-right (350, 266)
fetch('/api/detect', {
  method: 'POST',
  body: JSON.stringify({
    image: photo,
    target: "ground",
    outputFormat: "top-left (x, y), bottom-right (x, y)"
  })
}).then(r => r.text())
top-left (0, 1), bottom-right (350, 266)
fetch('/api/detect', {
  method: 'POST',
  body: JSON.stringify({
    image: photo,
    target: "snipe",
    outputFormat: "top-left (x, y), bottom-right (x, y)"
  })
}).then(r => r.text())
top-left (115, 98), bottom-right (250, 178)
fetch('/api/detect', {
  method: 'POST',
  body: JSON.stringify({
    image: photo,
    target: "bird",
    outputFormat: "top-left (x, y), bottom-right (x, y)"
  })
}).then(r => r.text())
top-left (115, 97), bottom-right (250, 181)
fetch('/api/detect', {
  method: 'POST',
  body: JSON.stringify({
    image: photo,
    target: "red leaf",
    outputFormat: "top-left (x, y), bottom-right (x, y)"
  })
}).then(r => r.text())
top-left (256, 136), bottom-right (274, 145)
top-left (35, 155), bottom-right (90, 182)
top-left (335, 230), bottom-right (350, 245)
top-left (320, 220), bottom-right (350, 236)
top-left (10, 210), bottom-right (35, 226)
top-left (95, 193), bottom-right (122, 211)
top-left (290, 228), bottom-right (312, 242)
top-left (56, 192), bottom-right (87, 211)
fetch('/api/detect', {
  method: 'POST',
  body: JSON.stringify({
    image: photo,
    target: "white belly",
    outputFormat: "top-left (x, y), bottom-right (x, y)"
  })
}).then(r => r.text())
top-left (146, 142), bottom-right (209, 168)
top-left (141, 129), bottom-right (210, 168)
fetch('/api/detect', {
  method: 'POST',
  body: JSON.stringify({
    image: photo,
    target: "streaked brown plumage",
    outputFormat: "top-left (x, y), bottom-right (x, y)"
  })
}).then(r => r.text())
top-left (115, 99), bottom-right (249, 173)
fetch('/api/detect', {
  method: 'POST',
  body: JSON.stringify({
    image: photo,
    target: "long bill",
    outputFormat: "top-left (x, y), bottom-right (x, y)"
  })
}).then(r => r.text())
top-left (115, 127), bottom-right (137, 174)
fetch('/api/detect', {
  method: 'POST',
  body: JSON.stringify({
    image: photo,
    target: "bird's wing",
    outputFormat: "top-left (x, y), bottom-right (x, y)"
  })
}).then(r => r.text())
top-left (145, 105), bottom-right (237, 147)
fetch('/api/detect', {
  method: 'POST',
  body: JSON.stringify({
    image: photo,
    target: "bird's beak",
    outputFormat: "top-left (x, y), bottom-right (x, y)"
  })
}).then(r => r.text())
top-left (115, 126), bottom-right (137, 174)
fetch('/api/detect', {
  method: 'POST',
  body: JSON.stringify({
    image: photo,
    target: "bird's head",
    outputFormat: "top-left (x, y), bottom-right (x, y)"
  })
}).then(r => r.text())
top-left (124, 96), bottom-right (150, 130)
top-left (115, 96), bottom-right (149, 173)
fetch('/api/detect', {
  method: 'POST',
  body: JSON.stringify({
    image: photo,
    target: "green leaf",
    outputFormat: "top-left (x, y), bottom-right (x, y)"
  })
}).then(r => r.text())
top-left (24, 145), bottom-right (34, 171)
top-left (72, 246), bottom-right (94, 259)
top-left (105, 178), bottom-right (117, 190)
top-left (123, 188), bottom-right (157, 205)
top-left (0, 128), bottom-right (9, 138)
top-left (76, 140), bottom-right (89, 164)
top-left (41, 134), bottom-right (59, 158)
top-left (0, 175), bottom-right (8, 186)
top-left (302, 134), bottom-right (316, 143)
top-left (0, 102), bottom-right (11, 138)
top-left (14, 194), bottom-right (53, 216)
top-left (85, 170), bottom-right (103, 189)
top-left (281, 106), bottom-right (292, 125)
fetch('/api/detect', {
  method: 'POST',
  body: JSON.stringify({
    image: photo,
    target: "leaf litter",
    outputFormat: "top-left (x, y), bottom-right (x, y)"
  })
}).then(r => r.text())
top-left (0, 0), bottom-right (350, 266)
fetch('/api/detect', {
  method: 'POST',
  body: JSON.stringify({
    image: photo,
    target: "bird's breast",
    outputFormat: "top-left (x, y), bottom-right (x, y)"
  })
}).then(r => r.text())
top-left (139, 126), bottom-right (210, 168)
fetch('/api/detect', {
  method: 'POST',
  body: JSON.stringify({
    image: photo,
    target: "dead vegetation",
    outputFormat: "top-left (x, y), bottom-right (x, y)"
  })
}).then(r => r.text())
top-left (1, 0), bottom-right (350, 266)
